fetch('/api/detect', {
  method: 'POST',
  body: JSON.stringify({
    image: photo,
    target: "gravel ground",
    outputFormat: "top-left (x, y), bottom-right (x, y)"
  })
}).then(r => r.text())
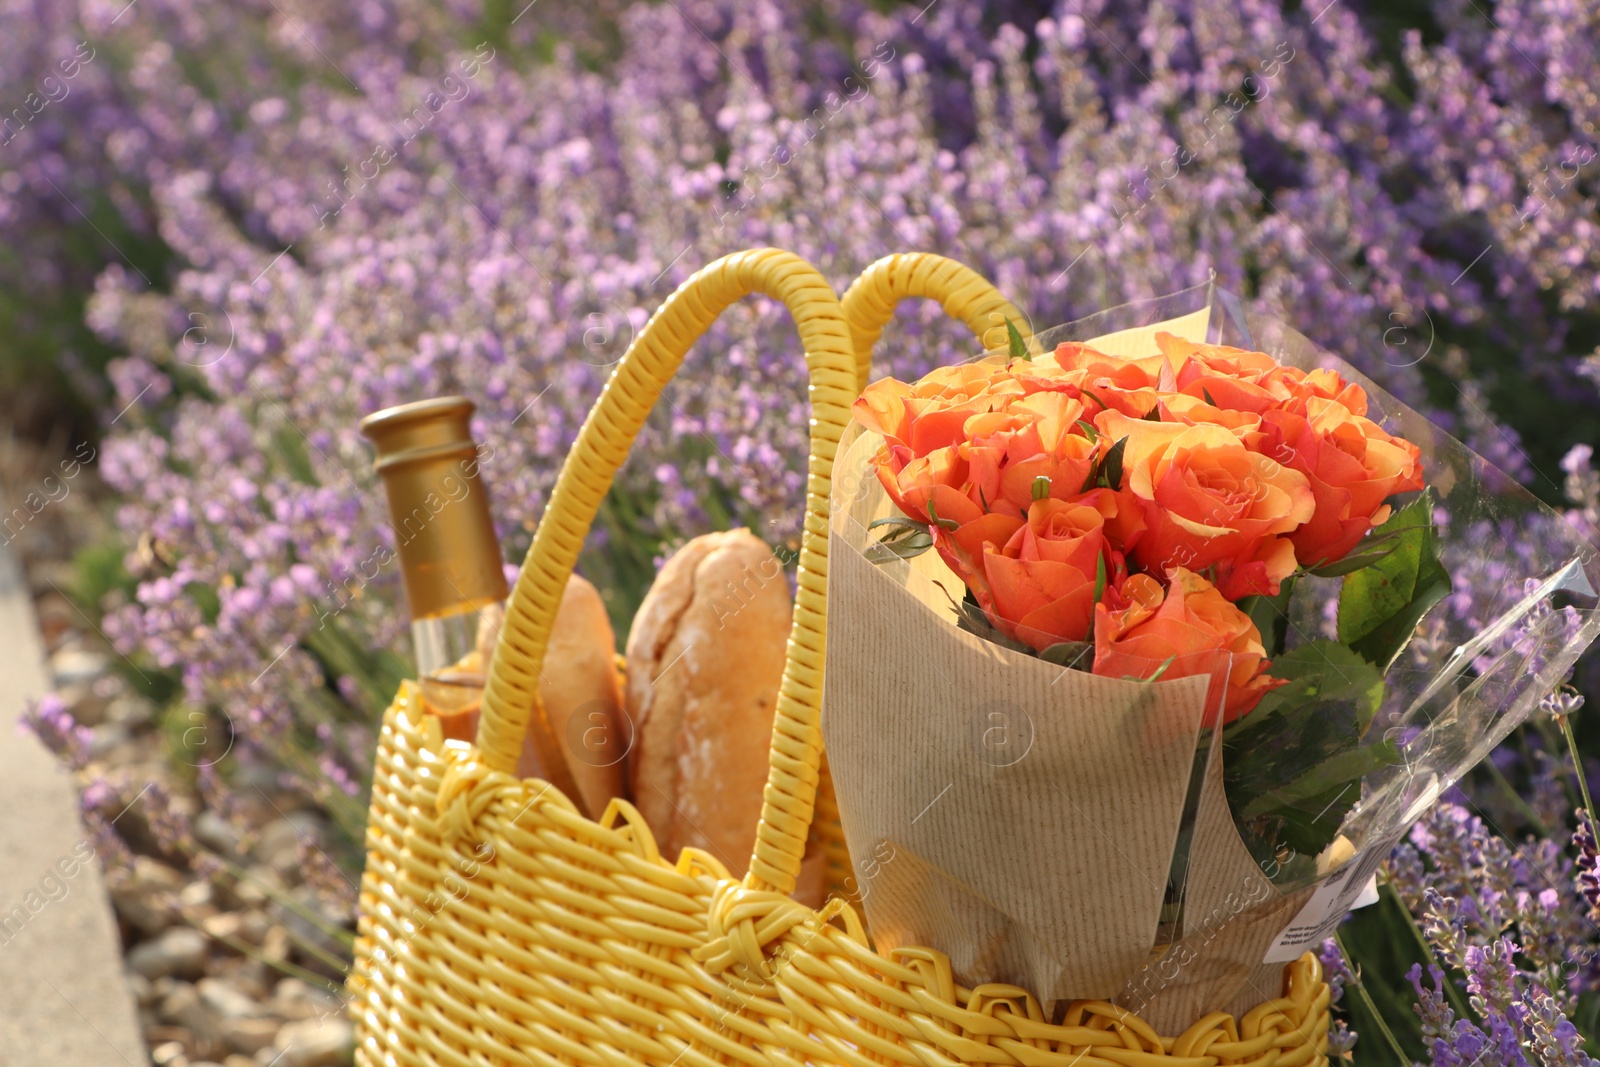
top-left (6, 435), bottom-right (358, 1067)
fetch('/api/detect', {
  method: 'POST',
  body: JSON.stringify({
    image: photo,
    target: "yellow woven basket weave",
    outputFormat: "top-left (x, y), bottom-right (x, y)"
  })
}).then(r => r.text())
top-left (349, 248), bottom-right (1332, 1067)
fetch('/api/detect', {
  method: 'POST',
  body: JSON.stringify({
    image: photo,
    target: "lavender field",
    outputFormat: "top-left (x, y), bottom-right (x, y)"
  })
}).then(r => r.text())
top-left (3, 0), bottom-right (1600, 1062)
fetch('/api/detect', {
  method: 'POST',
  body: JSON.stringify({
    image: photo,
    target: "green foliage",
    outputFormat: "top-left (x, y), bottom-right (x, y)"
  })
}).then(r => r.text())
top-left (300, 614), bottom-right (410, 718)
top-left (1336, 887), bottom-right (1434, 1062)
top-left (1337, 492), bottom-right (1451, 671)
top-left (1038, 640), bottom-right (1092, 668)
top-left (951, 588), bottom-right (1037, 655)
top-left (1305, 537), bottom-right (1401, 577)
top-left (1081, 436), bottom-right (1128, 492)
top-left (270, 421), bottom-right (321, 486)
top-left (864, 516), bottom-right (935, 564)
top-left (70, 537), bottom-right (136, 610)
top-left (1005, 318), bottom-right (1030, 361)
top-left (1225, 641), bottom-right (1398, 864)
top-left (583, 489), bottom-right (671, 649)
top-left (1226, 491), bottom-right (1459, 882)
top-left (1246, 641), bottom-right (1387, 734)
top-left (157, 702), bottom-right (230, 786)
top-left (184, 581), bottom-right (221, 626)
top-left (1239, 577), bottom-right (1295, 657)
top-left (0, 186), bottom-right (173, 445)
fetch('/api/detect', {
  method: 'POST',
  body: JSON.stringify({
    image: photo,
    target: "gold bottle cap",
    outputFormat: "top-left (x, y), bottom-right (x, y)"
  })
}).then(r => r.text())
top-left (360, 396), bottom-right (508, 621)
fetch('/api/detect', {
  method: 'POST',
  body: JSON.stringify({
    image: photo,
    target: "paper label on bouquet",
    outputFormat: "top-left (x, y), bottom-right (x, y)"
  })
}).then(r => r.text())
top-left (1262, 834), bottom-right (1398, 963)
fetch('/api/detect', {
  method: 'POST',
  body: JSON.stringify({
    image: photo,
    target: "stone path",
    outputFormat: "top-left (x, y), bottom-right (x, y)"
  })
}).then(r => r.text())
top-left (0, 543), bottom-right (148, 1066)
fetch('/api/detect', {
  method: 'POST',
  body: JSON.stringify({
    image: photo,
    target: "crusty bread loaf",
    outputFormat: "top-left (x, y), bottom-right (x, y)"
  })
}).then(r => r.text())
top-left (529, 574), bottom-right (627, 817)
top-left (423, 575), bottom-right (626, 818)
top-left (794, 848), bottom-right (829, 909)
top-left (626, 529), bottom-right (791, 879)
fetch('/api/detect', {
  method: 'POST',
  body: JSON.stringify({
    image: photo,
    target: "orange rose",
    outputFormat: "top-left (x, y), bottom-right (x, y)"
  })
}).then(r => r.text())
top-left (854, 363), bottom-right (1024, 458)
top-left (967, 493), bottom-right (1119, 650)
top-left (1158, 391), bottom-right (1266, 444)
top-left (1157, 333), bottom-right (1285, 380)
top-left (1101, 570), bottom-right (1166, 614)
top-left (1100, 411), bottom-right (1315, 598)
top-left (857, 364), bottom-right (1021, 526)
top-left (932, 489), bottom-right (1027, 610)
top-left (1260, 398), bottom-right (1424, 567)
top-left (1158, 332), bottom-right (1375, 420)
top-left (1016, 345), bottom-right (1166, 419)
top-left (962, 392), bottom-right (1100, 518)
top-left (875, 445), bottom-right (968, 527)
top-left (1291, 367), bottom-right (1370, 417)
top-left (1050, 341), bottom-right (1177, 388)
top-left (1093, 568), bottom-right (1284, 724)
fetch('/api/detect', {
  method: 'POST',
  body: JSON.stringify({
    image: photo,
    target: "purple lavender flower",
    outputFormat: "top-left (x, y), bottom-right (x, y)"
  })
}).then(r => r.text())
top-left (1395, 797), bottom-right (1600, 1059)
top-left (140, 780), bottom-right (196, 857)
top-left (19, 694), bottom-right (90, 772)
top-left (1543, 690), bottom-right (1587, 721)
top-left (1575, 811), bottom-right (1600, 926)
top-left (1463, 940), bottom-right (1527, 1027)
top-left (1528, 985), bottom-right (1600, 1067)
top-left (1422, 888), bottom-right (1470, 971)
top-left (1409, 963), bottom-right (1461, 1061)
top-left (1409, 961), bottom-right (1534, 1067)
top-left (1320, 938), bottom-right (1358, 1058)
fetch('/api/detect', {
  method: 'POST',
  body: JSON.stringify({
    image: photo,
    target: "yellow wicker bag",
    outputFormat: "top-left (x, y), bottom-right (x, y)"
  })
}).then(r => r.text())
top-left (349, 248), bottom-right (1332, 1066)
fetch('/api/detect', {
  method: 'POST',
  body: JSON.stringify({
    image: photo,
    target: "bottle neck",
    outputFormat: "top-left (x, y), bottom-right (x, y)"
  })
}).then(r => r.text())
top-left (412, 598), bottom-right (504, 677)
top-left (414, 599), bottom-right (503, 732)
top-left (359, 395), bottom-right (509, 682)
top-left (413, 605), bottom-right (481, 679)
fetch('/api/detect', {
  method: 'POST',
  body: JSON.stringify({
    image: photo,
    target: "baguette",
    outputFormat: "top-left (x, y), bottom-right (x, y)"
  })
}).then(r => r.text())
top-left (532, 574), bottom-right (627, 816)
top-left (423, 574), bottom-right (626, 818)
top-left (625, 530), bottom-right (790, 880)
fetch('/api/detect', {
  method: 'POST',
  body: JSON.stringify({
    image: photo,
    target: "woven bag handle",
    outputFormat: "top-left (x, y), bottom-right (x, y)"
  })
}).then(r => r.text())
top-left (473, 248), bottom-right (1028, 897)
top-left (473, 249), bottom-right (856, 850)
top-left (760, 255), bottom-right (1029, 896)
top-left (840, 252), bottom-right (1033, 393)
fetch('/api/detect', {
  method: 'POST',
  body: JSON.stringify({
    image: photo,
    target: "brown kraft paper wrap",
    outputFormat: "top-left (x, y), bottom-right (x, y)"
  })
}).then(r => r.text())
top-left (820, 303), bottom-right (1318, 1010)
top-left (821, 513), bottom-right (1212, 1002)
top-left (1117, 743), bottom-right (1316, 1032)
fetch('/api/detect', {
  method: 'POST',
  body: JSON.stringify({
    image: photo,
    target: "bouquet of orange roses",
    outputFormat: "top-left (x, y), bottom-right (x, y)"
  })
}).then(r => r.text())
top-left (820, 283), bottom-right (1600, 1028)
top-left (853, 330), bottom-right (1423, 715)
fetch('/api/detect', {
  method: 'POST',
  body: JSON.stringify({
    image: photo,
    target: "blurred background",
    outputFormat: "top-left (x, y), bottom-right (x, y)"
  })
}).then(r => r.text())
top-left (2, 0), bottom-right (1598, 1063)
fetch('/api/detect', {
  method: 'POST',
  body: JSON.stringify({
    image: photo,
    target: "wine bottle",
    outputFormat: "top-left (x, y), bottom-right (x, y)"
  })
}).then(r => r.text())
top-left (359, 396), bottom-right (511, 746)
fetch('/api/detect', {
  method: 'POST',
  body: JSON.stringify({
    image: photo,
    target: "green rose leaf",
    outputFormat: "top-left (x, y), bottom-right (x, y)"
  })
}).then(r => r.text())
top-left (1038, 641), bottom-right (1093, 668)
top-left (924, 498), bottom-right (959, 531)
top-left (1223, 640), bottom-right (1393, 862)
top-left (1305, 534), bottom-right (1401, 577)
top-left (1229, 640), bottom-right (1386, 741)
top-left (1236, 740), bottom-right (1400, 824)
top-left (1100, 436), bottom-right (1128, 492)
top-left (863, 516), bottom-right (935, 564)
top-left (1006, 318), bottom-right (1030, 361)
top-left (1335, 491), bottom-right (1451, 671)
